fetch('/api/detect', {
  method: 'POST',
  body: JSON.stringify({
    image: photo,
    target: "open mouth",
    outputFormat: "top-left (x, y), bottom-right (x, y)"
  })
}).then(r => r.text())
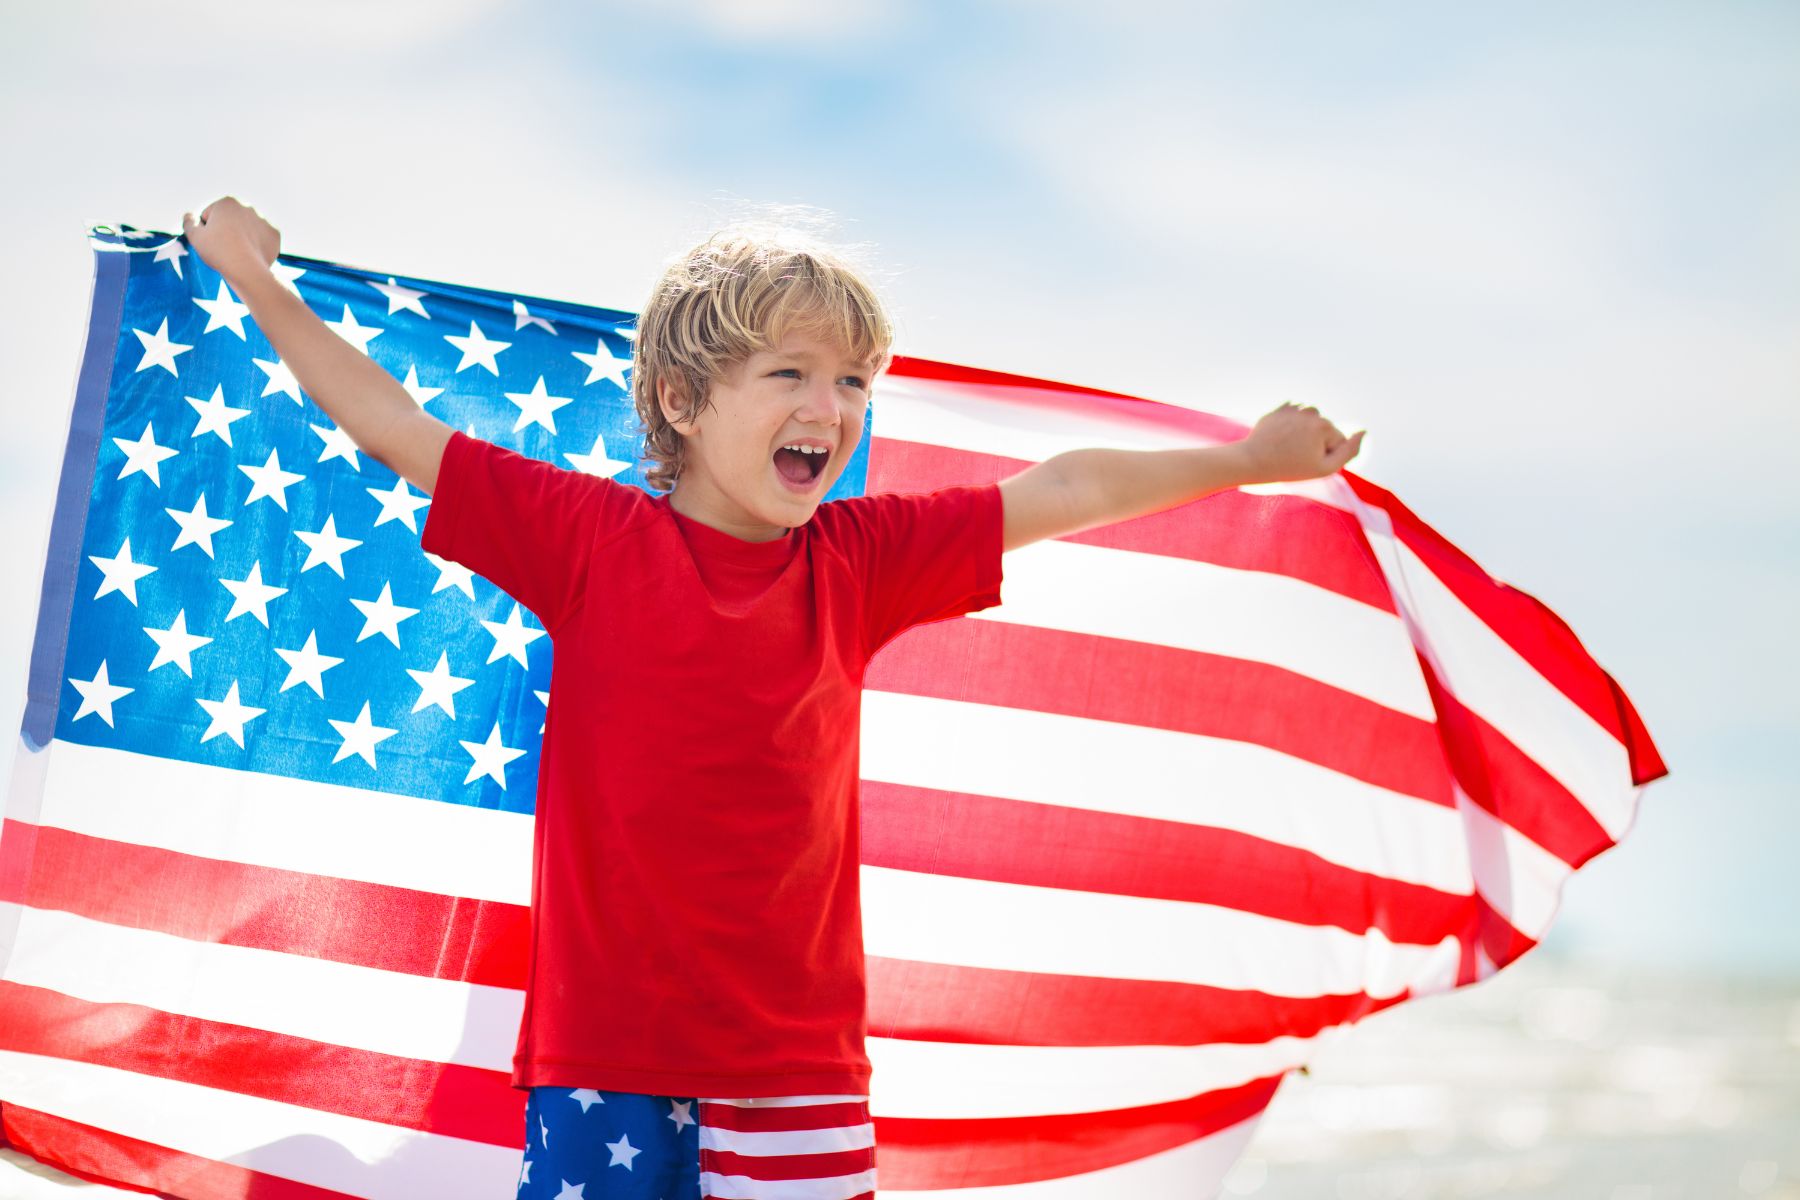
top-left (773, 445), bottom-right (828, 490)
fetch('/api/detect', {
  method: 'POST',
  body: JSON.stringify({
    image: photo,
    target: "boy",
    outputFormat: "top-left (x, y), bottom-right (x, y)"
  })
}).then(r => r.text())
top-left (182, 196), bottom-right (1363, 1199)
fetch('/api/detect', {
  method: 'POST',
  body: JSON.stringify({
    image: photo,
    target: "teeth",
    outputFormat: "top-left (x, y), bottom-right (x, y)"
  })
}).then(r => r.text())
top-left (781, 444), bottom-right (829, 455)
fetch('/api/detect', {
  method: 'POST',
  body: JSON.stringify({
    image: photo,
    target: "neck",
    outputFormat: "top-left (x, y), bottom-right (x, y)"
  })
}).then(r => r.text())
top-left (666, 476), bottom-right (790, 543)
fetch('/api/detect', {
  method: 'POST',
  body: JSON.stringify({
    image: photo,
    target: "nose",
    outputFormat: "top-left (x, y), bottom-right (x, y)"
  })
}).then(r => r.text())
top-left (794, 376), bottom-right (842, 427)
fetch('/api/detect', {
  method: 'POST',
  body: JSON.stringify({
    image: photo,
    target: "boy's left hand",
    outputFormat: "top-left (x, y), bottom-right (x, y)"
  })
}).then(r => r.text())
top-left (1241, 401), bottom-right (1365, 483)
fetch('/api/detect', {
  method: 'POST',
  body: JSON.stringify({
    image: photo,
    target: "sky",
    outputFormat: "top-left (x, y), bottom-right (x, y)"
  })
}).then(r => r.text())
top-left (0, 0), bottom-right (1795, 979)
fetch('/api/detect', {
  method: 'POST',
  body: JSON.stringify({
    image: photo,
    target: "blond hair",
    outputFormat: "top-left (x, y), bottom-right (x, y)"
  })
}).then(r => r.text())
top-left (630, 218), bottom-right (895, 492)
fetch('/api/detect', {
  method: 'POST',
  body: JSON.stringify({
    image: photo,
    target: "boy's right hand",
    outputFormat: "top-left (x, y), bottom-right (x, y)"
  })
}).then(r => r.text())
top-left (182, 196), bottom-right (281, 286)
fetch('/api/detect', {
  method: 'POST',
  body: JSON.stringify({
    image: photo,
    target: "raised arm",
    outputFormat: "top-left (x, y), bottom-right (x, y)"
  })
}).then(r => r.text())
top-left (997, 402), bottom-right (1365, 552)
top-left (182, 196), bottom-right (453, 495)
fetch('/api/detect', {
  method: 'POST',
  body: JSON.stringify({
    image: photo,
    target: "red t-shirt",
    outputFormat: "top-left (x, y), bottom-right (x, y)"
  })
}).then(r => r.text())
top-left (420, 431), bottom-right (1005, 1098)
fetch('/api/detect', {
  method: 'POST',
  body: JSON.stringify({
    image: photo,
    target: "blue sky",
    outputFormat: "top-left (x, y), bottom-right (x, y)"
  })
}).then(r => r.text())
top-left (1, 0), bottom-right (1795, 977)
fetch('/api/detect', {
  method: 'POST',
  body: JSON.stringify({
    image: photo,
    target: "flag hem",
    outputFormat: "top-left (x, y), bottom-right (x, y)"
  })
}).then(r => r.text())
top-left (20, 235), bottom-right (126, 751)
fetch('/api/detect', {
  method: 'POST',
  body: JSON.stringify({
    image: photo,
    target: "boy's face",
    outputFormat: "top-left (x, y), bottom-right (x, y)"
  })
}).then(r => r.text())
top-left (659, 326), bottom-right (878, 542)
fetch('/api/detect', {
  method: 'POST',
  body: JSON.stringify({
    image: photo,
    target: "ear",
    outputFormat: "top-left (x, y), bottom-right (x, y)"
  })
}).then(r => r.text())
top-left (657, 377), bottom-right (692, 428)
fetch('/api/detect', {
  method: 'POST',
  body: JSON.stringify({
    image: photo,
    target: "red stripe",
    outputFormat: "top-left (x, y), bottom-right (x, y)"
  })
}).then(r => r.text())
top-left (866, 956), bottom-right (1406, 1046)
top-left (868, 435), bottom-right (1396, 611)
top-left (862, 779), bottom-right (1468, 946)
top-left (872, 614), bottom-right (1618, 874)
top-left (885, 355), bottom-right (1250, 442)
top-left (870, 616), bottom-right (1449, 806)
top-left (873, 1075), bottom-right (1282, 1190)
top-left (700, 1143), bottom-right (876, 1183)
top-left (0, 819), bottom-right (1423, 1050)
top-left (1419, 655), bottom-right (1618, 868)
top-left (0, 981), bottom-right (524, 1148)
top-left (0, 818), bottom-right (528, 988)
top-left (1343, 470), bottom-right (1669, 787)
top-left (0, 1103), bottom-right (361, 1200)
top-left (697, 1100), bottom-right (871, 1133)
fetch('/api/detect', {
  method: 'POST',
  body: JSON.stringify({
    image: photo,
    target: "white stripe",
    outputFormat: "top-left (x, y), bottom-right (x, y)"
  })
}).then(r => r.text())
top-left (879, 1112), bottom-right (1263, 1199)
top-left (867, 1032), bottom-right (1325, 1120)
top-left (862, 689), bottom-right (1475, 896)
top-left (971, 537), bottom-right (1434, 720)
top-left (1352, 496), bottom-right (1640, 837)
top-left (1453, 783), bottom-right (1575, 943)
top-left (874, 376), bottom-right (1223, 461)
top-left (30, 738), bottom-right (532, 904)
top-left (701, 1167), bottom-right (877, 1200)
top-left (1253, 475), bottom-right (1641, 839)
top-left (0, 903), bottom-right (520, 1072)
top-left (703, 1094), bottom-right (869, 1108)
top-left (699, 1123), bottom-right (875, 1156)
top-left (0, 1050), bottom-right (518, 1200)
top-left (860, 865), bottom-right (1462, 1001)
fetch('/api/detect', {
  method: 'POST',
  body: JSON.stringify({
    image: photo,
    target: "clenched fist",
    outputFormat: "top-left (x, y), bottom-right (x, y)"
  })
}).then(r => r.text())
top-left (182, 196), bottom-right (281, 286)
top-left (1241, 401), bottom-right (1365, 483)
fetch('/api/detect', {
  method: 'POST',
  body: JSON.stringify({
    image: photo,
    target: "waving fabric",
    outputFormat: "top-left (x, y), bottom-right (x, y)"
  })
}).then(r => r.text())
top-left (0, 223), bottom-right (1666, 1198)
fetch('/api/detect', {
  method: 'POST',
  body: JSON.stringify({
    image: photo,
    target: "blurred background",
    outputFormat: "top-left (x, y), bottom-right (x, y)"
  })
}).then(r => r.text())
top-left (0, 1), bottom-right (1795, 1196)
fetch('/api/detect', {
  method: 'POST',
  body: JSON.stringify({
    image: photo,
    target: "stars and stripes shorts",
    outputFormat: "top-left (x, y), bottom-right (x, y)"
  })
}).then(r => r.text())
top-left (517, 1086), bottom-right (878, 1199)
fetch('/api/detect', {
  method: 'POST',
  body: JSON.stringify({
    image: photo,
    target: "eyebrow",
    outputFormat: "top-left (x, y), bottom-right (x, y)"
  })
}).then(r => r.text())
top-left (768, 351), bottom-right (878, 372)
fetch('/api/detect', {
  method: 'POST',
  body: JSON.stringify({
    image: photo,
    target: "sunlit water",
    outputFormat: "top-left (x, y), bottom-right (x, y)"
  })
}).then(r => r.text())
top-left (1229, 951), bottom-right (1800, 1198)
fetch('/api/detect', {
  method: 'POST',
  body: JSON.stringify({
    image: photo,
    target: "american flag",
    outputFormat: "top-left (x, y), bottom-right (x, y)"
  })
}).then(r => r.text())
top-left (0, 222), bottom-right (1668, 1198)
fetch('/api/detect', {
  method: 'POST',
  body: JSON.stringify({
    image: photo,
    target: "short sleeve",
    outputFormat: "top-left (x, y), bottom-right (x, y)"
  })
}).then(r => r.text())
top-left (835, 482), bottom-right (1005, 660)
top-left (420, 430), bottom-right (641, 633)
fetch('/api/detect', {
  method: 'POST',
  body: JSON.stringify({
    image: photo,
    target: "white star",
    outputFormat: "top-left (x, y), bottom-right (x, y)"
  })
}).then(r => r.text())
top-left (69, 661), bottom-right (132, 726)
top-left (239, 449), bottom-right (305, 510)
top-left (252, 355), bottom-right (305, 404)
top-left (423, 550), bottom-right (475, 599)
top-left (131, 317), bottom-right (193, 376)
top-left (407, 650), bottom-right (475, 717)
top-left (192, 279), bottom-right (251, 339)
top-left (165, 493), bottom-right (233, 557)
top-left (604, 1132), bottom-right (640, 1170)
top-left (274, 630), bottom-right (344, 697)
top-left (88, 537), bottom-right (156, 605)
top-left (482, 604), bottom-right (544, 667)
top-left (552, 1182), bottom-right (583, 1200)
top-left (350, 582), bottom-right (419, 647)
top-left (196, 680), bottom-right (266, 748)
top-left (444, 319), bottom-right (511, 375)
top-left (518, 1157), bottom-right (532, 1188)
top-left (540, 1115), bottom-right (550, 1149)
top-left (113, 422), bottom-right (179, 486)
top-left (513, 299), bottom-right (556, 334)
top-left (311, 422), bottom-right (361, 469)
top-left (572, 334), bottom-right (630, 389)
top-left (459, 721), bottom-right (526, 789)
top-left (400, 363), bottom-right (445, 409)
top-left (152, 236), bottom-right (188, 276)
top-left (324, 304), bottom-right (384, 354)
top-left (144, 610), bottom-right (212, 676)
top-left (294, 514), bottom-right (363, 577)
top-left (563, 430), bottom-right (631, 478)
top-left (270, 260), bottom-right (307, 296)
top-left (186, 383), bottom-right (251, 446)
top-left (505, 376), bottom-right (575, 435)
top-left (368, 276), bottom-right (428, 317)
top-left (366, 476), bottom-right (430, 532)
top-left (568, 1088), bottom-right (604, 1113)
top-left (533, 688), bottom-right (549, 733)
top-left (667, 1099), bottom-right (695, 1130)
top-left (329, 700), bottom-right (398, 768)
top-left (220, 561), bottom-right (287, 626)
